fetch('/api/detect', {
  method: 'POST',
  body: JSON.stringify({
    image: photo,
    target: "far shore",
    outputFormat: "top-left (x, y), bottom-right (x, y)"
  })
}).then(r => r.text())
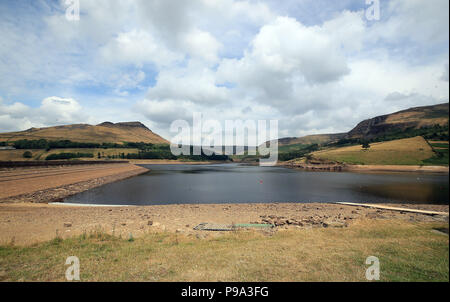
top-left (128, 159), bottom-right (231, 165)
top-left (280, 162), bottom-right (449, 174)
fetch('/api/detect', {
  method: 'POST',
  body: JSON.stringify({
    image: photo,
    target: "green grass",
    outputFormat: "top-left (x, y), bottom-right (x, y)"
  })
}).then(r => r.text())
top-left (278, 143), bottom-right (310, 153)
top-left (0, 221), bottom-right (448, 282)
top-left (424, 141), bottom-right (449, 166)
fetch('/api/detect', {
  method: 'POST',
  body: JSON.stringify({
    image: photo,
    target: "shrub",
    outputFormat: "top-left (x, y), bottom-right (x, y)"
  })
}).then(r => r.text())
top-left (22, 151), bottom-right (33, 158)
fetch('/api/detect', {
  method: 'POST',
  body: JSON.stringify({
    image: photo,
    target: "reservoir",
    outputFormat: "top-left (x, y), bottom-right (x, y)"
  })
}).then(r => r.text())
top-left (64, 164), bottom-right (449, 205)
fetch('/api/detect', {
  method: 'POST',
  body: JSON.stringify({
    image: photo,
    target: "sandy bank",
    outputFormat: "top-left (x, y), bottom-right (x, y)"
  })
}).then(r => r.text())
top-left (346, 164), bottom-right (449, 173)
top-left (0, 202), bottom-right (447, 246)
top-left (0, 163), bottom-right (149, 203)
top-left (282, 162), bottom-right (449, 173)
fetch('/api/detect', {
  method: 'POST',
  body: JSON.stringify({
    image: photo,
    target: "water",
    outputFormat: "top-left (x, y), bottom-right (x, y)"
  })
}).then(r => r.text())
top-left (64, 164), bottom-right (449, 205)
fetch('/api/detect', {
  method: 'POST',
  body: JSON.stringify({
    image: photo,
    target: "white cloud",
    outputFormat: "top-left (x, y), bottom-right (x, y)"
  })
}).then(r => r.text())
top-left (100, 29), bottom-right (182, 68)
top-left (0, 0), bottom-right (448, 139)
top-left (0, 96), bottom-right (93, 132)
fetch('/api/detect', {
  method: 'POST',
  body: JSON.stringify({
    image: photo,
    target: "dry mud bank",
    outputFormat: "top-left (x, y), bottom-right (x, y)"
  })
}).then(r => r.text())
top-left (0, 163), bottom-right (149, 203)
top-left (0, 202), bottom-right (447, 245)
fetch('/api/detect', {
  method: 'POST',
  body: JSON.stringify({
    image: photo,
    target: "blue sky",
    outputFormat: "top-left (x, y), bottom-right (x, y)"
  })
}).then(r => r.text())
top-left (0, 0), bottom-right (448, 142)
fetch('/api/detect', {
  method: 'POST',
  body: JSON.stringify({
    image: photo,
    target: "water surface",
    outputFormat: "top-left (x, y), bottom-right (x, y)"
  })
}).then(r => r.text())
top-left (65, 164), bottom-right (449, 205)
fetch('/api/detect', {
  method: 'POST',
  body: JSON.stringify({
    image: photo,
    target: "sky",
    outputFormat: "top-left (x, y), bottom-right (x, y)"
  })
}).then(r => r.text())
top-left (0, 0), bottom-right (448, 143)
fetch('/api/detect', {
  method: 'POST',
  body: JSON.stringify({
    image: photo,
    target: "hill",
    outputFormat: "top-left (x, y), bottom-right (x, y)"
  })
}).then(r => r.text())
top-left (275, 133), bottom-right (346, 146)
top-left (347, 103), bottom-right (449, 139)
top-left (311, 136), bottom-right (437, 165)
top-left (266, 103), bottom-right (449, 148)
top-left (261, 133), bottom-right (346, 151)
top-left (0, 121), bottom-right (169, 144)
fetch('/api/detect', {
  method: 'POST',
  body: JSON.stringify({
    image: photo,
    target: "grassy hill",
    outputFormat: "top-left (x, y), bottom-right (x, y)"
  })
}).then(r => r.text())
top-left (0, 121), bottom-right (168, 144)
top-left (267, 103), bottom-right (449, 151)
top-left (347, 103), bottom-right (449, 140)
top-left (274, 133), bottom-right (346, 147)
top-left (311, 136), bottom-right (445, 166)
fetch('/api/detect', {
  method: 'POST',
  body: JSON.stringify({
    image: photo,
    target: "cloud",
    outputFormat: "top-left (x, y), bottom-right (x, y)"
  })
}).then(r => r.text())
top-left (441, 63), bottom-right (449, 82)
top-left (0, 96), bottom-right (92, 132)
top-left (0, 0), bottom-right (448, 139)
top-left (217, 15), bottom-right (353, 90)
top-left (100, 29), bottom-right (182, 68)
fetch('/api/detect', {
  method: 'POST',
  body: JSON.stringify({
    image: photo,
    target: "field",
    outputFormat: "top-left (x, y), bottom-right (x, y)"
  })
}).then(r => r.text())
top-left (0, 220), bottom-right (447, 282)
top-left (312, 136), bottom-right (445, 166)
top-left (423, 141), bottom-right (449, 165)
top-left (0, 148), bottom-right (139, 161)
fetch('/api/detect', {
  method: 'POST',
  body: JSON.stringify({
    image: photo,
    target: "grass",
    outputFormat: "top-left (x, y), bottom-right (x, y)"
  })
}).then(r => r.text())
top-left (423, 141), bottom-right (449, 166)
top-left (0, 220), bottom-right (448, 282)
top-left (0, 123), bottom-right (168, 144)
top-left (312, 136), bottom-right (446, 166)
top-left (278, 143), bottom-right (310, 153)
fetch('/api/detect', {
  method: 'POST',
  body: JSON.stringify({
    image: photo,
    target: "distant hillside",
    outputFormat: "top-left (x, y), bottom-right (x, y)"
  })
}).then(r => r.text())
top-left (347, 103), bottom-right (449, 139)
top-left (0, 121), bottom-right (169, 144)
top-left (275, 133), bottom-right (347, 146)
top-left (267, 103), bottom-right (449, 148)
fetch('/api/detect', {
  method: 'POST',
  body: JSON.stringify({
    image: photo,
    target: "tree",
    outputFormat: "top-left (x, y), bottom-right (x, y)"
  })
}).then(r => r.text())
top-left (362, 142), bottom-right (371, 150)
top-left (23, 151), bottom-right (33, 158)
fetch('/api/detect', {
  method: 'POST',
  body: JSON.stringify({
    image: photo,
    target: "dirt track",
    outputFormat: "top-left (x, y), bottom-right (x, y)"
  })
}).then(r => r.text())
top-left (0, 163), bottom-right (148, 202)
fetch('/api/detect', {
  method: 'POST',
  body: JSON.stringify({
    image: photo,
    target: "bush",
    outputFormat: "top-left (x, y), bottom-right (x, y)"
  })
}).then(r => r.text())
top-left (22, 151), bottom-right (33, 158)
top-left (45, 152), bottom-right (94, 160)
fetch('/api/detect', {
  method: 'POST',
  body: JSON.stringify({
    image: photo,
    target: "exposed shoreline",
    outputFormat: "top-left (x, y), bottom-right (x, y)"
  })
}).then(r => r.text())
top-left (0, 201), bottom-right (448, 246)
top-left (0, 163), bottom-right (149, 203)
top-left (280, 162), bottom-right (449, 173)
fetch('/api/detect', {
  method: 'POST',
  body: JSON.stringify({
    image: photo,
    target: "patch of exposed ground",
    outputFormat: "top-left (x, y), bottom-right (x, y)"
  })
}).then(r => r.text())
top-left (0, 163), bottom-right (148, 203)
top-left (0, 202), bottom-right (447, 246)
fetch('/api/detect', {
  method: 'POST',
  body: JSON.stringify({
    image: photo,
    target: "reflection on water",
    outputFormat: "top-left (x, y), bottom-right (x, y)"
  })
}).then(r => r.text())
top-left (64, 164), bottom-right (449, 205)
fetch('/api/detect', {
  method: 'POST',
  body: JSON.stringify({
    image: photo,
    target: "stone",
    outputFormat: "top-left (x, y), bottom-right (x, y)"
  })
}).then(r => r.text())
top-left (63, 222), bottom-right (72, 227)
top-left (147, 220), bottom-right (153, 226)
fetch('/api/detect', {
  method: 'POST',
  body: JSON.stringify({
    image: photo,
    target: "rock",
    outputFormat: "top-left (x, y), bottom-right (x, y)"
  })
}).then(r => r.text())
top-left (147, 220), bottom-right (153, 226)
top-left (63, 222), bottom-right (72, 227)
top-left (153, 222), bottom-right (161, 227)
top-left (121, 223), bottom-right (126, 226)
top-left (176, 229), bottom-right (183, 233)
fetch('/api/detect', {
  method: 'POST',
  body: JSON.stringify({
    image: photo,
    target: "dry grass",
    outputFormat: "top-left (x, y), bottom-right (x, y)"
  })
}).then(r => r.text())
top-left (0, 220), bottom-right (447, 282)
top-left (0, 123), bottom-right (168, 144)
top-left (313, 136), bottom-right (435, 165)
top-left (0, 149), bottom-right (47, 161)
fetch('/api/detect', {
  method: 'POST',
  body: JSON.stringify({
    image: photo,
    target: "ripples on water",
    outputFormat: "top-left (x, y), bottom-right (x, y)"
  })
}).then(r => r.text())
top-left (65, 164), bottom-right (449, 205)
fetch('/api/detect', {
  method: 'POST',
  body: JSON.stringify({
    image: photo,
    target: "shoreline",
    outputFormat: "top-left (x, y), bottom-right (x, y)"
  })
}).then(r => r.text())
top-left (0, 201), bottom-right (448, 246)
top-left (280, 162), bottom-right (449, 174)
top-left (0, 163), bottom-right (149, 203)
